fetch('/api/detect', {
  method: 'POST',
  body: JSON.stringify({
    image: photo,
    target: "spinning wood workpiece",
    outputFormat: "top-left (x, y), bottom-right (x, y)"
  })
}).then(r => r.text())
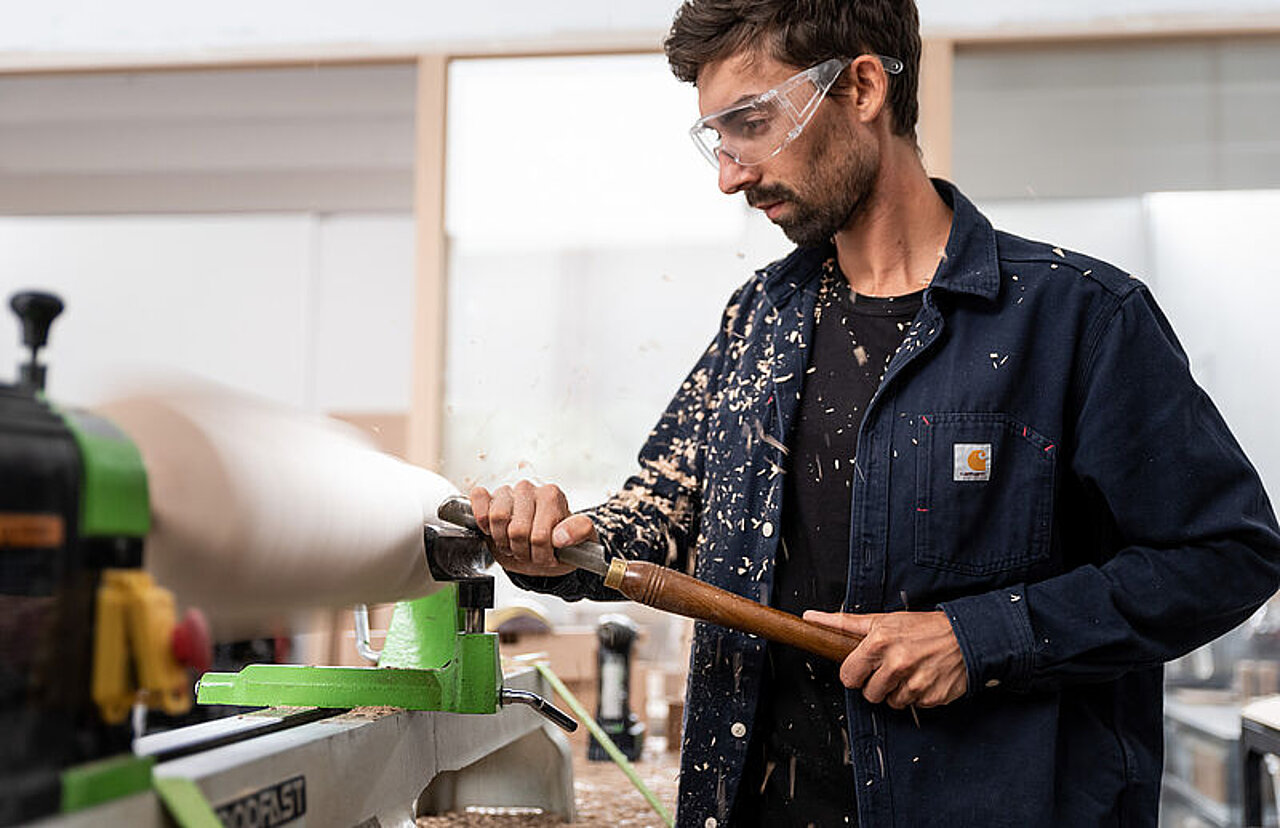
top-left (98, 382), bottom-right (456, 633)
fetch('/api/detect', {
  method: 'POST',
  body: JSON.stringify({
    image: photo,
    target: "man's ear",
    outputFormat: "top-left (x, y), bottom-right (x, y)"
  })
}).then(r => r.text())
top-left (849, 55), bottom-right (890, 127)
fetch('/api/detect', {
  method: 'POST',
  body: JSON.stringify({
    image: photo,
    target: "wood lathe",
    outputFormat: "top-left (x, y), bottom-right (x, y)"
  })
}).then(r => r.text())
top-left (0, 291), bottom-right (577, 827)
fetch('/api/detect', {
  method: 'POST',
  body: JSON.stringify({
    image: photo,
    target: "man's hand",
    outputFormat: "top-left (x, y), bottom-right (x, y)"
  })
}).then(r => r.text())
top-left (803, 610), bottom-right (969, 709)
top-left (469, 482), bottom-right (598, 578)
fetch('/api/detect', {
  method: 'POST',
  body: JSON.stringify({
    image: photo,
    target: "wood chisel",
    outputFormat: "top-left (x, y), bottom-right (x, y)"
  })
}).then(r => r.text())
top-left (437, 497), bottom-right (863, 663)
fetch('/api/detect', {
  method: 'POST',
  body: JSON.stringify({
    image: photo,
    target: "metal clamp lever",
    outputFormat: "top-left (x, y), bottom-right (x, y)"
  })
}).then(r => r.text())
top-left (500, 688), bottom-right (578, 733)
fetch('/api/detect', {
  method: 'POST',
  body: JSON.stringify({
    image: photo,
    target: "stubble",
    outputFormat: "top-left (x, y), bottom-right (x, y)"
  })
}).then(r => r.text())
top-left (749, 118), bottom-right (880, 248)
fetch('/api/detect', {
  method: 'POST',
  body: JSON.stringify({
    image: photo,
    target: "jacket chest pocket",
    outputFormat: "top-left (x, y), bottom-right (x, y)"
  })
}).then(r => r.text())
top-left (914, 413), bottom-right (1056, 575)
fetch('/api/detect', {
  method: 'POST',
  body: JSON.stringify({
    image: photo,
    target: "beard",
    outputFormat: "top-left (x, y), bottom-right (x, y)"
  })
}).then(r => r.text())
top-left (746, 124), bottom-right (880, 247)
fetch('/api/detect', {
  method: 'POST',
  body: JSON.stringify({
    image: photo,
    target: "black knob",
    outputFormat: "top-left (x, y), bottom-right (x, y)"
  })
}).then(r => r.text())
top-left (597, 613), bottom-right (639, 649)
top-left (10, 291), bottom-right (64, 351)
top-left (10, 291), bottom-right (64, 392)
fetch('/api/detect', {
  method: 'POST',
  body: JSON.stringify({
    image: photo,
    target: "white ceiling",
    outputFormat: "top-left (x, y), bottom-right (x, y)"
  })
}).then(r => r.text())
top-left (3, 0), bottom-right (1279, 62)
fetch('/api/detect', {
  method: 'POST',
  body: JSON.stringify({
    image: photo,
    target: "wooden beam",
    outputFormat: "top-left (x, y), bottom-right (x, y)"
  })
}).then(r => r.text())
top-left (407, 54), bottom-right (449, 470)
top-left (918, 38), bottom-right (954, 181)
top-left (0, 33), bottom-right (666, 76)
top-left (328, 412), bottom-right (410, 460)
top-left (0, 52), bottom-right (417, 76)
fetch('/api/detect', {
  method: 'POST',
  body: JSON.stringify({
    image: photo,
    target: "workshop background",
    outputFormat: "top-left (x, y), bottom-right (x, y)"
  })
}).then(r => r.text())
top-left (3, 1), bottom-right (1280, 826)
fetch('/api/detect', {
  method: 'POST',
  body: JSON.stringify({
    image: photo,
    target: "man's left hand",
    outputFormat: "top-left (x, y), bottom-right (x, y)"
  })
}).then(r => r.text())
top-left (803, 610), bottom-right (969, 709)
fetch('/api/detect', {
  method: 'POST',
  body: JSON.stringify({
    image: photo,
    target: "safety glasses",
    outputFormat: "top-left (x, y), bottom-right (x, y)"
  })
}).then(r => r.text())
top-left (689, 55), bottom-right (904, 168)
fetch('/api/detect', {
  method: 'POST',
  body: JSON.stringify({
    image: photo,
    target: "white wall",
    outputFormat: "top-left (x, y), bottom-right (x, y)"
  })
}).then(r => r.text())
top-left (0, 213), bottom-right (415, 413)
top-left (0, 63), bottom-right (421, 416)
top-left (1143, 190), bottom-right (1280, 497)
top-left (0, 215), bottom-right (311, 405)
top-left (3, 0), bottom-right (1279, 62)
top-left (312, 215), bottom-right (416, 412)
top-left (977, 198), bottom-right (1151, 280)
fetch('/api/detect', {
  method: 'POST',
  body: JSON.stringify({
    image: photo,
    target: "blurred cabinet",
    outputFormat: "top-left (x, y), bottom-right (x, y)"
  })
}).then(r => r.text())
top-left (1162, 695), bottom-right (1242, 828)
top-left (1242, 696), bottom-right (1280, 828)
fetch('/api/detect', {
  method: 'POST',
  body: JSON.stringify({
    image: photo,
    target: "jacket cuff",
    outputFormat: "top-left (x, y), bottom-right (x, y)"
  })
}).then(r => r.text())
top-left (504, 569), bottom-right (596, 600)
top-left (939, 585), bottom-right (1036, 695)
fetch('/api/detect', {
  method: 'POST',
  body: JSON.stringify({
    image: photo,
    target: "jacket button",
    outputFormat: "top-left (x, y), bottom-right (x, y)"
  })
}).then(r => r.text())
top-left (705, 819), bottom-right (718, 828)
top-left (985, 679), bottom-right (1001, 688)
top-left (731, 722), bottom-right (747, 738)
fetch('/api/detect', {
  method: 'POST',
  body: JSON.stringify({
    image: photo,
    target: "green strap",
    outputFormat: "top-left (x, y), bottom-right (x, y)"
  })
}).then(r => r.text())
top-left (534, 662), bottom-right (674, 828)
top-left (153, 777), bottom-right (222, 828)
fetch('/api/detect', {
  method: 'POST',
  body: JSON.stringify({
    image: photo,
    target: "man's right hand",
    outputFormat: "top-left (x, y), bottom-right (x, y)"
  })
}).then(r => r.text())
top-left (469, 481), bottom-right (599, 578)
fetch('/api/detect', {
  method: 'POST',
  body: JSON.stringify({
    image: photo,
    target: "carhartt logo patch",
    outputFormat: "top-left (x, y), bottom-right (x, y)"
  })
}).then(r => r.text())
top-left (953, 444), bottom-right (991, 482)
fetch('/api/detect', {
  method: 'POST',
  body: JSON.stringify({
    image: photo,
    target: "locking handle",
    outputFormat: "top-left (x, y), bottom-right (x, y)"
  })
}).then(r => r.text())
top-left (500, 687), bottom-right (578, 733)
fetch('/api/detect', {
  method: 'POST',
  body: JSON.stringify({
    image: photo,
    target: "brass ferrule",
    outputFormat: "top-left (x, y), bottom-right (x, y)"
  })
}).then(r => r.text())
top-left (604, 557), bottom-right (628, 590)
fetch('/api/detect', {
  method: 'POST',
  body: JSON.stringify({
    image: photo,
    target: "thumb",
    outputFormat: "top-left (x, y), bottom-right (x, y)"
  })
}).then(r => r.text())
top-left (803, 610), bottom-right (876, 637)
top-left (552, 514), bottom-right (598, 548)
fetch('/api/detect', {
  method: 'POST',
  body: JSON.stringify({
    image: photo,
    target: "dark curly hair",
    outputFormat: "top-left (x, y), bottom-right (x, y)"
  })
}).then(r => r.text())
top-left (664, 0), bottom-right (921, 139)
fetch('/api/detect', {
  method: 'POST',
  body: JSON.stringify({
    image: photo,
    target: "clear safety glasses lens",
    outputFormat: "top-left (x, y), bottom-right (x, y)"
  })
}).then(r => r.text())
top-left (690, 55), bottom-right (903, 168)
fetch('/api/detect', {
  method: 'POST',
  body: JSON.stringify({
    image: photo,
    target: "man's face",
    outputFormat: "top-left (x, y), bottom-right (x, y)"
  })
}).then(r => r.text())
top-left (696, 52), bottom-right (879, 247)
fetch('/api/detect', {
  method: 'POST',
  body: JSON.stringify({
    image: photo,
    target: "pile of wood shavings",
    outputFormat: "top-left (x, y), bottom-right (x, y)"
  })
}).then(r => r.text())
top-left (417, 742), bottom-right (680, 827)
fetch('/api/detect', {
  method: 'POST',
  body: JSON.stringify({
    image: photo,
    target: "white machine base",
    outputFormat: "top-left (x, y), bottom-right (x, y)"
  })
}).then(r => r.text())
top-left (37, 668), bottom-right (576, 827)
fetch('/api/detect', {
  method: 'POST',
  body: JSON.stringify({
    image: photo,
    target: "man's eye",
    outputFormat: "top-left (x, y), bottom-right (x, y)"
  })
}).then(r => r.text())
top-left (722, 115), bottom-right (772, 140)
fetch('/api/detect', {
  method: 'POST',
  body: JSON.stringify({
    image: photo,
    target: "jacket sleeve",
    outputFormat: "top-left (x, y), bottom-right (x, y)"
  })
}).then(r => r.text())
top-left (942, 286), bottom-right (1280, 694)
top-left (506, 286), bottom-right (744, 602)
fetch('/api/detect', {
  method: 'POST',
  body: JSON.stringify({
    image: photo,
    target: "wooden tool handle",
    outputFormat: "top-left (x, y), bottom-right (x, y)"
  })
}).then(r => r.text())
top-left (606, 559), bottom-right (862, 663)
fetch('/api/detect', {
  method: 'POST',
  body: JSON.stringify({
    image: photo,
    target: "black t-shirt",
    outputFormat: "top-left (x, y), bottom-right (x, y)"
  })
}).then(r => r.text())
top-left (731, 266), bottom-right (923, 827)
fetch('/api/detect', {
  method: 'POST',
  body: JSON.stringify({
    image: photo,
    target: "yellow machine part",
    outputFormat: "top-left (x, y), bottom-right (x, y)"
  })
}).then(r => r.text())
top-left (92, 570), bottom-right (192, 724)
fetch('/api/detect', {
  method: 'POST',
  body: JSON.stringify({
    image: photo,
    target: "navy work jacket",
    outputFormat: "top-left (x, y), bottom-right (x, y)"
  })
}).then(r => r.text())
top-left (515, 181), bottom-right (1280, 826)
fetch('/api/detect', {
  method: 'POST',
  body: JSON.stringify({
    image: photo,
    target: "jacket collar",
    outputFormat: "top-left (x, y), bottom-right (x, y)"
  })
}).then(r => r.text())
top-left (756, 179), bottom-right (1001, 306)
top-left (927, 178), bottom-right (1001, 302)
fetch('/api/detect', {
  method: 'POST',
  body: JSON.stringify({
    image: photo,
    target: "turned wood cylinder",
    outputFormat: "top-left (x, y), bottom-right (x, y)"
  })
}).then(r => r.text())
top-left (97, 382), bottom-right (456, 634)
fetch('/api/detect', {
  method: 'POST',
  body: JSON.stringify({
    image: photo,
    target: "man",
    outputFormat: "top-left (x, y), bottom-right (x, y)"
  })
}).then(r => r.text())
top-left (471, 1), bottom-right (1280, 825)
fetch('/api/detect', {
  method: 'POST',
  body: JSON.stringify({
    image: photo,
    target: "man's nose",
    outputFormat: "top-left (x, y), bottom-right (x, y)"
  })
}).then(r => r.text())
top-left (718, 153), bottom-right (760, 194)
